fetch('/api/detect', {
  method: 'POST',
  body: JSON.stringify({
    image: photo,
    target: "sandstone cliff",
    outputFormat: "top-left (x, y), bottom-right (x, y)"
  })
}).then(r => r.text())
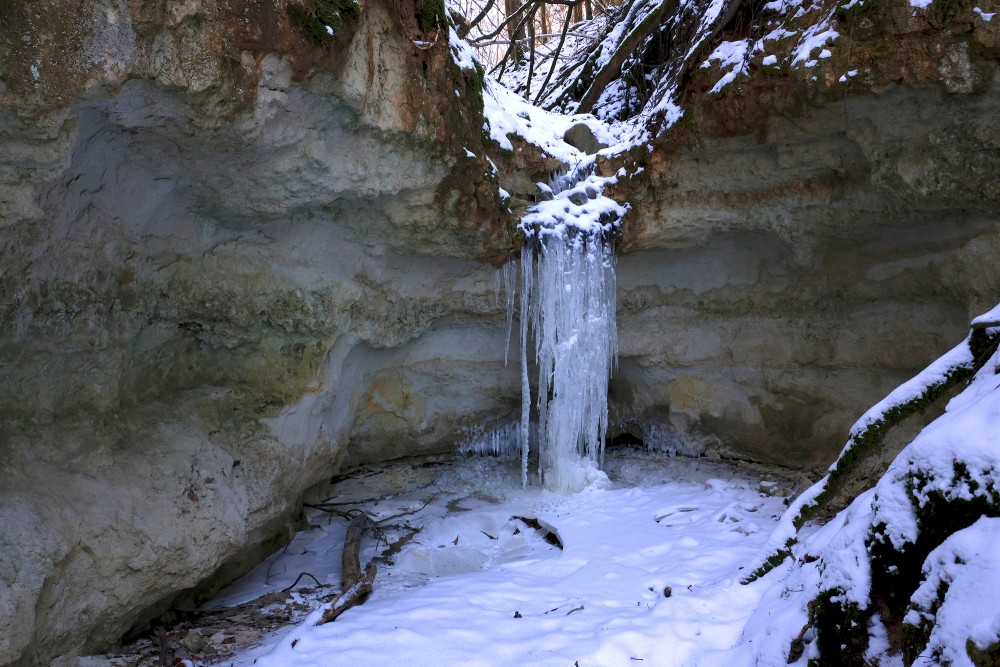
top-left (0, 1), bottom-right (514, 663)
top-left (0, 0), bottom-right (998, 663)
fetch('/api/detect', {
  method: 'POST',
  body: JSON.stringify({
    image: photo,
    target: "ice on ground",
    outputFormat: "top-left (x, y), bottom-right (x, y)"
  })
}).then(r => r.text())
top-left (458, 422), bottom-right (520, 458)
top-left (221, 454), bottom-right (792, 667)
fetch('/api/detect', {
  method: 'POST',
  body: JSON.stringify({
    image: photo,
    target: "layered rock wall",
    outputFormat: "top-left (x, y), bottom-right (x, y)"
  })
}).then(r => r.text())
top-left (609, 2), bottom-right (1000, 466)
top-left (0, 1), bottom-right (514, 664)
top-left (1, 0), bottom-right (998, 663)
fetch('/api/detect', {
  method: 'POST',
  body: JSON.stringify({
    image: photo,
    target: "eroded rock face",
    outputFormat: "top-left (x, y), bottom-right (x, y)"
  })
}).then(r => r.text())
top-left (1, 0), bottom-right (999, 664)
top-left (0, 1), bottom-right (515, 665)
top-left (607, 0), bottom-right (1000, 467)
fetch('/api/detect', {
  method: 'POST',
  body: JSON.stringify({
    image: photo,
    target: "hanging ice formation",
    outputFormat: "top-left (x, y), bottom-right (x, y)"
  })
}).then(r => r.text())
top-left (511, 162), bottom-right (626, 493)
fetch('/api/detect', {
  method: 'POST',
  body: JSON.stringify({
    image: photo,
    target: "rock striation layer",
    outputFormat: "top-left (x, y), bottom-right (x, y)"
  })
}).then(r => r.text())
top-left (611, 82), bottom-right (1000, 467)
top-left (0, 1), bottom-right (514, 664)
top-left (607, 0), bottom-right (1000, 467)
top-left (0, 0), bottom-right (998, 663)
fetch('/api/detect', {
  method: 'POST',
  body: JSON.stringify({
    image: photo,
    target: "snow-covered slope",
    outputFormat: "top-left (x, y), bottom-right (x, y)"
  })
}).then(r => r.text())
top-left (744, 308), bottom-right (1000, 665)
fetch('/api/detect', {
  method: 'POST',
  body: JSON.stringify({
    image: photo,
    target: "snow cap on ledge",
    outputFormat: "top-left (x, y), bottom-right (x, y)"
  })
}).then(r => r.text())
top-left (519, 162), bottom-right (627, 241)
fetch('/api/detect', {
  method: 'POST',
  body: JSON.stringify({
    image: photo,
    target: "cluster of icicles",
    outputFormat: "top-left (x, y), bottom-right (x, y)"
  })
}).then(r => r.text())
top-left (500, 165), bottom-right (623, 493)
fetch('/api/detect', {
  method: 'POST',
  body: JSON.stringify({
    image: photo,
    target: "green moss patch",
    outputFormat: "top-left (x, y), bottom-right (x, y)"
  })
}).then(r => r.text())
top-left (809, 589), bottom-right (869, 667)
top-left (967, 638), bottom-right (1000, 667)
top-left (741, 538), bottom-right (795, 584)
top-left (416, 0), bottom-right (447, 33)
top-left (287, 0), bottom-right (360, 44)
top-left (835, 0), bottom-right (877, 25)
top-left (808, 329), bottom-right (999, 523)
top-left (745, 329), bottom-right (1000, 584)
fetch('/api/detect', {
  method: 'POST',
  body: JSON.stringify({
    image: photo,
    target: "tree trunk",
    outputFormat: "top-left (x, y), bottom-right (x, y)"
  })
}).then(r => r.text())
top-left (506, 0), bottom-right (527, 61)
top-left (341, 513), bottom-right (370, 589)
top-left (575, 0), bottom-right (678, 112)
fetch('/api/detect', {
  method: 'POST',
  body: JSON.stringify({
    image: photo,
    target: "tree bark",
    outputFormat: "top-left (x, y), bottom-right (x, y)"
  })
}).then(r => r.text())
top-left (316, 512), bottom-right (376, 626)
top-left (317, 564), bottom-right (376, 625)
top-left (505, 0), bottom-right (527, 61)
top-left (341, 512), bottom-right (370, 589)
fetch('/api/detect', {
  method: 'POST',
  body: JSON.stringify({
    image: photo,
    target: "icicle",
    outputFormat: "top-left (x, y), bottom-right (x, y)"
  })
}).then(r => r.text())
top-left (529, 233), bottom-right (617, 492)
top-left (509, 160), bottom-right (625, 493)
top-left (519, 244), bottom-right (533, 488)
top-left (459, 423), bottom-right (520, 458)
top-left (501, 260), bottom-right (517, 366)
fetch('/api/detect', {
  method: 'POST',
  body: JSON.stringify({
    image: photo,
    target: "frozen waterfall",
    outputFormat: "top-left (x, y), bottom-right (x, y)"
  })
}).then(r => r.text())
top-left (510, 163), bottom-right (626, 493)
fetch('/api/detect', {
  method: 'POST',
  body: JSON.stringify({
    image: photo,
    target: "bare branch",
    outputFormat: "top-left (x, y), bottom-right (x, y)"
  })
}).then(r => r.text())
top-left (525, 3), bottom-right (539, 100)
top-left (491, 8), bottom-right (541, 76)
top-left (575, 0), bottom-right (679, 112)
top-left (471, 0), bottom-right (537, 43)
top-left (534, 4), bottom-right (575, 104)
top-left (281, 572), bottom-right (324, 592)
top-left (472, 30), bottom-right (594, 46)
top-left (465, 0), bottom-right (498, 35)
top-left (316, 564), bottom-right (376, 625)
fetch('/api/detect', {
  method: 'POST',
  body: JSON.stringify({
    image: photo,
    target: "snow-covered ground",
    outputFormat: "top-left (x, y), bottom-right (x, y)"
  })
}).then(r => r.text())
top-left (217, 453), bottom-right (798, 666)
top-left (201, 316), bottom-right (1000, 667)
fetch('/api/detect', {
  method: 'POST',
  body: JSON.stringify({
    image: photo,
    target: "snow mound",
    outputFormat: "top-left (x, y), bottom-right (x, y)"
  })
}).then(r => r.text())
top-left (904, 517), bottom-right (1000, 666)
top-left (743, 306), bottom-right (1000, 665)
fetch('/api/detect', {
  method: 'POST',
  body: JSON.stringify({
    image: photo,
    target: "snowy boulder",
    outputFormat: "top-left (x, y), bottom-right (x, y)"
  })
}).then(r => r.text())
top-left (563, 123), bottom-right (609, 154)
top-left (971, 303), bottom-right (1000, 330)
top-left (744, 313), bottom-right (1000, 665)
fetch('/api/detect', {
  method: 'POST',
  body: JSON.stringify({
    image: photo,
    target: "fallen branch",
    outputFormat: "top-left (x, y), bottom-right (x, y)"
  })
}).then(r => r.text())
top-left (281, 572), bottom-right (324, 592)
top-left (317, 564), bottom-right (376, 625)
top-left (373, 525), bottom-right (423, 565)
top-left (342, 512), bottom-right (372, 589)
top-left (512, 516), bottom-right (563, 549)
top-left (315, 512), bottom-right (379, 626)
top-left (375, 495), bottom-right (437, 525)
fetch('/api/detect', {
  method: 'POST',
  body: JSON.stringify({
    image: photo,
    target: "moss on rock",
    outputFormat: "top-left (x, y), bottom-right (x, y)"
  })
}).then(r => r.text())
top-left (802, 328), bottom-right (999, 528)
top-left (416, 0), bottom-right (447, 33)
top-left (287, 0), bottom-right (360, 44)
top-left (741, 538), bottom-right (795, 584)
top-left (809, 589), bottom-right (869, 667)
top-left (968, 638), bottom-right (1000, 667)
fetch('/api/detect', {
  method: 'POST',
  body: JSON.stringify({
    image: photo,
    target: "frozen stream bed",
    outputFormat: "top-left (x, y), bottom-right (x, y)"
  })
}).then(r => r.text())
top-left (90, 450), bottom-right (803, 666)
